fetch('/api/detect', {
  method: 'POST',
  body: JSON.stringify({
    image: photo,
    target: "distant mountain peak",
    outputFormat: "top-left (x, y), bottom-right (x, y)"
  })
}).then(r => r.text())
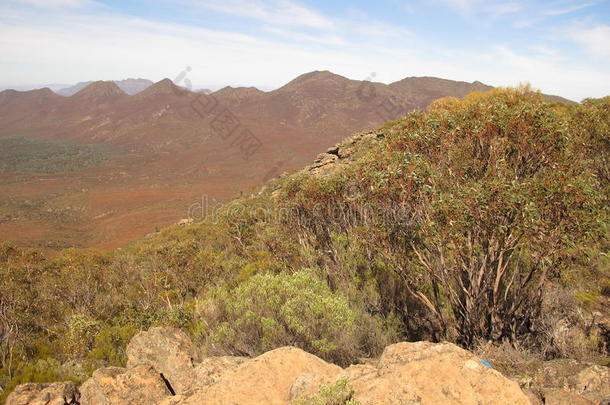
top-left (285, 71), bottom-right (349, 86)
top-left (73, 81), bottom-right (126, 99)
top-left (135, 78), bottom-right (184, 98)
top-left (114, 78), bottom-right (153, 95)
top-left (277, 71), bottom-right (353, 97)
top-left (213, 85), bottom-right (264, 99)
top-left (57, 78), bottom-right (153, 97)
top-left (0, 87), bottom-right (59, 106)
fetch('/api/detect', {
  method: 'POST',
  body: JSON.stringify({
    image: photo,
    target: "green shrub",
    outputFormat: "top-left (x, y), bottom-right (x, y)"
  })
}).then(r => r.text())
top-left (203, 270), bottom-right (364, 366)
top-left (0, 358), bottom-right (84, 403)
top-left (84, 325), bottom-right (138, 372)
top-left (294, 377), bottom-right (361, 405)
top-left (59, 315), bottom-right (101, 360)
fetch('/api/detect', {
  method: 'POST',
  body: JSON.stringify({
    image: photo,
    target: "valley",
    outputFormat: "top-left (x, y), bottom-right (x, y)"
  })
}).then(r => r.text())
top-left (0, 72), bottom-right (501, 249)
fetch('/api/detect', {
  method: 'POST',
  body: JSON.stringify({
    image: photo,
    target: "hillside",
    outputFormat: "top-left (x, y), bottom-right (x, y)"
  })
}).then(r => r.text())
top-left (0, 87), bottom-right (607, 404)
top-left (0, 72), bottom-right (505, 249)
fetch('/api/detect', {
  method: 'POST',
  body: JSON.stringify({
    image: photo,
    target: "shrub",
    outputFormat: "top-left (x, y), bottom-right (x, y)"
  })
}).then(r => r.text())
top-left (84, 325), bottom-right (138, 372)
top-left (0, 358), bottom-right (83, 403)
top-left (58, 315), bottom-right (101, 360)
top-left (202, 270), bottom-right (368, 366)
top-left (294, 377), bottom-right (361, 405)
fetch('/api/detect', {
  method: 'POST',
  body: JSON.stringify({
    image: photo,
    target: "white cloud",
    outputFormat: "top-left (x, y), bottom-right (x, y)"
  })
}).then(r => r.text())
top-left (261, 26), bottom-right (348, 46)
top-left (529, 44), bottom-right (559, 57)
top-left (485, 44), bottom-right (610, 100)
top-left (186, 0), bottom-right (335, 30)
top-left (568, 24), bottom-right (610, 58)
top-left (1, 2), bottom-right (609, 101)
top-left (432, 0), bottom-right (521, 17)
top-left (544, 1), bottom-right (597, 16)
top-left (9, 0), bottom-right (97, 8)
top-left (485, 1), bottom-right (522, 17)
top-left (433, 0), bottom-right (481, 14)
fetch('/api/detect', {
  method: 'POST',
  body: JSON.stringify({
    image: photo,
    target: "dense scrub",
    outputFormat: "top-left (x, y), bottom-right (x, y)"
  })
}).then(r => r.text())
top-left (0, 88), bottom-right (608, 401)
top-left (0, 136), bottom-right (108, 173)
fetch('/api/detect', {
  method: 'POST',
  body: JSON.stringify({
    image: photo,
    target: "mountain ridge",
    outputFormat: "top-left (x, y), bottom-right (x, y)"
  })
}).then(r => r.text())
top-left (56, 78), bottom-right (154, 96)
top-left (0, 71), bottom-right (575, 249)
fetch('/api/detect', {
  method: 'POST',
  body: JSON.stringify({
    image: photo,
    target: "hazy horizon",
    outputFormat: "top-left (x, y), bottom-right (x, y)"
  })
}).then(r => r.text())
top-left (1, 0), bottom-right (610, 101)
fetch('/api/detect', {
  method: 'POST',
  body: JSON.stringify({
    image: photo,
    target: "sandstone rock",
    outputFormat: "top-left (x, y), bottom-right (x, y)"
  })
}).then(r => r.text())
top-left (304, 130), bottom-right (385, 176)
top-left (3, 338), bottom-right (540, 405)
top-left (288, 373), bottom-right (332, 401)
top-left (126, 327), bottom-right (197, 394)
top-left (189, 356), bottom-right (245, 393)
top-left (157, 395), bottom-right (186, 405)
top-left (522, 388), bottom-right (544, 405)
top-left (5, 382), bottom-right (78, 405)
top-left (345, 341), bottom-right (532, 405)
top-left (540, 388), bottom-right (596, 405)
top-left (532, 358), bottom-right (610, 403)
top-left (79, 365), bottom-right (170, 405)
top-left (178, 347), bottom-right (342, 405)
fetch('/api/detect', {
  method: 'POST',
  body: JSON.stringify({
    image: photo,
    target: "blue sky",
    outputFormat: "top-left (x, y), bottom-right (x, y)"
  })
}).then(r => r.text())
top-left (1, 0), bottom-right (609, 100)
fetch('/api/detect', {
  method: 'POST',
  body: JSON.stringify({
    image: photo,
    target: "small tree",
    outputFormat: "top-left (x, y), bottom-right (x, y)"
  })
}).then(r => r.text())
top-left (387, 89), bottom-right (605, 346)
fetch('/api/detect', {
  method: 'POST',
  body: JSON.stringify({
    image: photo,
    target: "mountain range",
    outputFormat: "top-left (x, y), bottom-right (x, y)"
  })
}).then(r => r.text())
top-left (55, 78), bottom-right (155, 96)
top-left (0, 71), bottom-right (572, 249)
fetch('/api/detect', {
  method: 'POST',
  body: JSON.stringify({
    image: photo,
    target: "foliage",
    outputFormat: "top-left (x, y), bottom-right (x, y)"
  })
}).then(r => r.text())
top-left (84, 325), bottom-right (138, 372)
top-left (0, 88), bottom-right (608, 400)
top-left (0, 136), bottom-right (107, 173)
top-left (202, 270), bottom-right (380, 366)
top-left (294, 377), bottom-right (361, 405)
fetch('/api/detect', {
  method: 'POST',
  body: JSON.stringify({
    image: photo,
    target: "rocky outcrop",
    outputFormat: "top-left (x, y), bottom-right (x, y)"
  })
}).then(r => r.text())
top-left (8, 327), bottom-right (610, 405)
top-left (343, 341), bottom-right (532, 405)
top-left (79, 365), bottom-right (170, 405)
top-left (5, 381), bottom-right (78, 405)
top-left (126, 327), bottom-right (198, 395)
top-left (523, 359), bottom-right (610, 405)
top-left (304, 130), bottom-right (385, 176)
top-left (178, 347), bottom-right (341, 405)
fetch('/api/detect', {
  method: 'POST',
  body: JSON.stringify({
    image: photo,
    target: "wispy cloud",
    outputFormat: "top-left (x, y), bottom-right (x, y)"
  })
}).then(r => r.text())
top-left (186, 0), bottom-right (335, 30)
top-left (568, 24), bottom-right (610, 58)
top-left (1, 0), bottom-right (609, 100)
top-left (432, 0), bottom-right (522, 17)
top-left (544, 1), bottom-right (597, 16)
top-left (8, 0), bottom-right (98, 8)
top-left (261, 26), bottom-right (347, 46)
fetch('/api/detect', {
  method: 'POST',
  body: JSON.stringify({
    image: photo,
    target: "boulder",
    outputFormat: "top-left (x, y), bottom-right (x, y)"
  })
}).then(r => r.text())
top-left (344, 341), bottom-right (532, 405)
top-left (289, 373), bottom-right (334, 401)
top-left (189, 356), bottom-right (245, 394)
top-left (5, 382), bottom-right (78, 405)
top-left (126, 327), bottom-right (197, 395)
top-left (2, 337), bottom-right (541, 405)
top-left (178, 347), bottom-right (342, 405)
top-left (79, 365), bottom-right (170, 405)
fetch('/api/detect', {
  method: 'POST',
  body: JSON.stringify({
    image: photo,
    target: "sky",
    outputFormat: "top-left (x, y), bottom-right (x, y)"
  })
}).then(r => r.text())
top-left (0, 0), bottom-right (609, 101)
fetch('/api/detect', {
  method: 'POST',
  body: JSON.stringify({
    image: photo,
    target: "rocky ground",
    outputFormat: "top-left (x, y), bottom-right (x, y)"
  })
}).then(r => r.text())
top-left (6, 327), bottom-right (609, 405)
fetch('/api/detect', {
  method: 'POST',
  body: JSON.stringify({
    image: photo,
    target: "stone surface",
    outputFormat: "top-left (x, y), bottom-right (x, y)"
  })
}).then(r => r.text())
top-left (303, 130), bottom-right (384, 177)
top-left (126, 327), bottom-right (197, 395)
top-left (289, 373), bottom-right (333, 401)
top-left (178, 347), bottom-right (342, 405)
top-left (79, 365), bottom-right (170, 405)
top-left (5, 382), bottom-right (78, 405)
top-left (344, 341), bottom-right (532, 405)
top-left (540, 388), bottom-right (596, 405)
top-left (16, 328), bottom-right (609, 405)
top-left (189, 356), bottom-right (245, 394)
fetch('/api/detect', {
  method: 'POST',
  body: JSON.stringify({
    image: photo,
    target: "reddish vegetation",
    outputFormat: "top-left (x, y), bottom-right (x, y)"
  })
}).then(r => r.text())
top-left (0, 71), bottom-right (502, 249)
